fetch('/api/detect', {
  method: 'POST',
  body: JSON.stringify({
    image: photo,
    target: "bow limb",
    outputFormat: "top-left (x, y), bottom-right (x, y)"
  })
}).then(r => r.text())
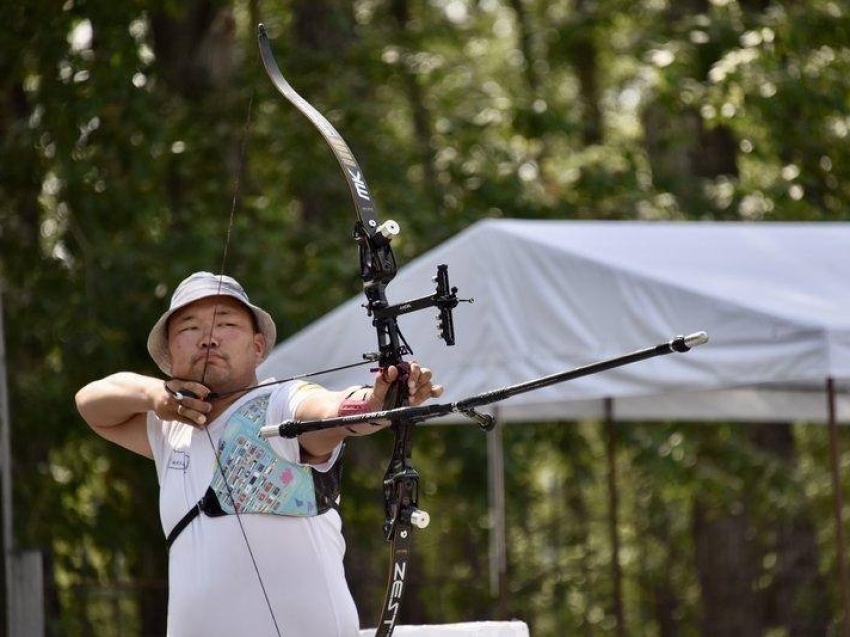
top-left (257, 25), bottom-right (428, 636)
top-left (257, 26), bottom-right (383, 235)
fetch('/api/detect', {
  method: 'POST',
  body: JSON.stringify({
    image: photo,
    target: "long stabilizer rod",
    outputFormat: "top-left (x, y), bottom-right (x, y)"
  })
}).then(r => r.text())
top-left (260, 331), bottom-right (709, 438)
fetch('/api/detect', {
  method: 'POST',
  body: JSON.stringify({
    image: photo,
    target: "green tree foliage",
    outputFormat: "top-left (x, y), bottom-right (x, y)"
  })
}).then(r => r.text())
top-left (2, 0), bottom-right (850, 634)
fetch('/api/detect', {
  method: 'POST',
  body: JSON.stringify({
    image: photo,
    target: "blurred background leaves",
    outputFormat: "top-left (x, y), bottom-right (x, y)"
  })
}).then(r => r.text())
top-left (2, 0), bottom-right (849, 634)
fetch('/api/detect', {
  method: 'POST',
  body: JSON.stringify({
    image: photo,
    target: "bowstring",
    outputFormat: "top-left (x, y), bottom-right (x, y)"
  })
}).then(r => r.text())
top-left (208, 356), bottom-right (378, 400)
top-left (199, 91), bottom-right (284, 637)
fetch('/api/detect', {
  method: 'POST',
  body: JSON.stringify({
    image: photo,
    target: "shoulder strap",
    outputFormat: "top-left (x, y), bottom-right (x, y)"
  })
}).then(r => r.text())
top-left (165, 486), bottom-right (226, 550)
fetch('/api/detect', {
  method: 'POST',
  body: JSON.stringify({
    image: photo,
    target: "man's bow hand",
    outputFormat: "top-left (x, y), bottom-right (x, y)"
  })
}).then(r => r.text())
top-left (370, 361), bottom-right (444, 410)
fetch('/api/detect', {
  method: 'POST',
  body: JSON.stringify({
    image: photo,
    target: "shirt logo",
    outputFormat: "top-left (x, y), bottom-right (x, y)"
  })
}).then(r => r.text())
top-left (168, 451), bottom-right (190, 472)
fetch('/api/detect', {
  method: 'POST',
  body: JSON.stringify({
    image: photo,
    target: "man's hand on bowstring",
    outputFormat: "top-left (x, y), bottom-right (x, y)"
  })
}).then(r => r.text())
top-left (370, 362), bottom-right (444, 410)
top-left (161, 380), bottom-right (213, 428)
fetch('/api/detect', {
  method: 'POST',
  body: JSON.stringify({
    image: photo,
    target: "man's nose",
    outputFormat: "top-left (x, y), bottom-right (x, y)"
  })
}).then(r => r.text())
top-left (200, 330), bottom-right (220, 349)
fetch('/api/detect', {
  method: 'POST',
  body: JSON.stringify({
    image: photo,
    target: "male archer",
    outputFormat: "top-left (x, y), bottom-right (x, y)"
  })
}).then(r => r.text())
top-left (75, 271), bottom-right (443, 637)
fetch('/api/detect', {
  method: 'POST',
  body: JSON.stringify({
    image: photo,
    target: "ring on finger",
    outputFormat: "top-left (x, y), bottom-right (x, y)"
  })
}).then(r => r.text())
top-left (177, 404), bottom-right (184, 417)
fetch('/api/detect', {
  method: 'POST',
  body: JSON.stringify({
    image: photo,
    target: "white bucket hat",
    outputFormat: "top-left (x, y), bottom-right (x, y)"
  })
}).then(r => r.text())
top-left (146, 271), bottom-right (277, 375)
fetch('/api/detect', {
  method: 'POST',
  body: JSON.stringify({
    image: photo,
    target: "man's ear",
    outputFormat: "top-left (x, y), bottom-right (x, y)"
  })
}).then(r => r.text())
top-left (254, 333), bottom-right (266, 361)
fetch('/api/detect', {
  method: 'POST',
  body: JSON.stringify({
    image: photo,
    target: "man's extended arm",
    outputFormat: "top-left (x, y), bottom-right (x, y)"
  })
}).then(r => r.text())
top-left (77, 364), bottom-right (440, 464)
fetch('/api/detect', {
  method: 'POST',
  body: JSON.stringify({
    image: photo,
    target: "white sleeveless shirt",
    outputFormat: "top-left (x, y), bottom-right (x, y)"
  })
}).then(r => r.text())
top-left (147, 381), bottom-right (359, 637)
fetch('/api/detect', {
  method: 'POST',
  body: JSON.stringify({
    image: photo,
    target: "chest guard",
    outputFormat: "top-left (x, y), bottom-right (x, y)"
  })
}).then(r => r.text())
top-left (166, 393), bottom-right (343, 550)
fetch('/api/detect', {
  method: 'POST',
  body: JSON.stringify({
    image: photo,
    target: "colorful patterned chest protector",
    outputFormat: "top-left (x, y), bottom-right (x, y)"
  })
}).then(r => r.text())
top-left (165, 393), bottom-right (343, 549)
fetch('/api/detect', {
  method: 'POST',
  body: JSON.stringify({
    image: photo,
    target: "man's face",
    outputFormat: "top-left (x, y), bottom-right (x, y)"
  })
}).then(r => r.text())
top-left (166, 296), bottom-right (266, 391)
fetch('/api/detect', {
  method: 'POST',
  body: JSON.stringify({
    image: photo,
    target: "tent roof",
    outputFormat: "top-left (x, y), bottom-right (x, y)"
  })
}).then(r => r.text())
top-left (259, 219), bottom-right (850, 423)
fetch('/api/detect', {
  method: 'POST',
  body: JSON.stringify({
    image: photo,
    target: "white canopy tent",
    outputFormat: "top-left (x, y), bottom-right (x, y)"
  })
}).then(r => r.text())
top-left (260, 219), bottom-right (850, 422)
top-left (259, 219), bottom-right (850, 630)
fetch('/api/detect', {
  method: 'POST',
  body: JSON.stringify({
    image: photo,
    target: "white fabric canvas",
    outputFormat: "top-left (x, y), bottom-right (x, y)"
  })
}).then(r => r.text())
top-left (261, 219), bottom-right (850, 424)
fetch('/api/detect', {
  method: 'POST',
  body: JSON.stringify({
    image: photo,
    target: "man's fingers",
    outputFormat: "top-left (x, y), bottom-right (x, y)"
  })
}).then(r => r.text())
top-left (407, 364), bottom-right (434, 394)
top-left (188, 407), bottom-right (208, 426)
top-left (372, 365), bottom-right (399, 398)
top-left (182, 394), bottom-right (212, 413)
top-left (180, 395), bottom-right (211, 424)
top-left (175, 382), bottom-right (212, 402)
top-left (379, 366), bottom-right (399, 384)
top-left (374, 361), bottom-right (441, 406)
top-left (407, 366), bottom-right (433, 395)
top-left (176, 403), bottom-right (208, 427)
top-left (409, 382), bottom-right (443, 405)
top-left (165, 380), bottom-right (211, 427)
top-left (165, 379), bottom-right (212, 400)
top-left (186, 381), bottom-right (212, 400)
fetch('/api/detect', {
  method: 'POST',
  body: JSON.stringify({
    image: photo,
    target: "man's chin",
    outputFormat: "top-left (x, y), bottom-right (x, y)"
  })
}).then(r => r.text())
top-left (198, 368), bottom-right (230, 390)
top-left (173, 361), bottom-right (225, 389)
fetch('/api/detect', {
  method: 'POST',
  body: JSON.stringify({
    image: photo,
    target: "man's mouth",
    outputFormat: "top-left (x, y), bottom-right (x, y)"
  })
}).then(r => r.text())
top-left (193, 353), bottom-right (227, 366)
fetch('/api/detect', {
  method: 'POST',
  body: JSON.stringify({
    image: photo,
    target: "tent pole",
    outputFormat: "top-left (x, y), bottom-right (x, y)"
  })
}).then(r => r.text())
top-left (487, 407), bottom-right (508, 618)
top-left (0, 284), bottom-right (13, 636)
top-left (827, 377), bottom-right (850, 637)
top-left (605, 398), bottom-right (626, 637)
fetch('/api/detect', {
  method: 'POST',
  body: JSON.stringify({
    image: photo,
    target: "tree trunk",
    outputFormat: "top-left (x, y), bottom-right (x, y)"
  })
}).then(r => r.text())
top-left (642, 493), bottom-right (681, 637)
top-left (750, 423), bottom-right (830, 636)
top-left (641, 0), bottom-right (739, 215)
top-left (286, 0), bottom-right (358, 226)
top-left (605, 419), bottom-right (626, 637)
top-left (568, 488), bottom-right (595, 637)
top-left (390, 0), bottom-right (441, 214)
top-left (693, 499), bottom-right (762, 636)
top-left (642, 106), bottom-right (738, 210)
top-left (150, 1), bottom-right (236, 97)
top-left (566, 0), bottom-right (603, 146)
